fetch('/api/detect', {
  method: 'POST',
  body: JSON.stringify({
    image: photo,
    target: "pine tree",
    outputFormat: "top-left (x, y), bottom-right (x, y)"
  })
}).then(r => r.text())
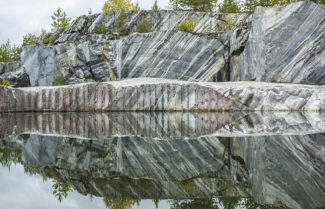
top-left (0, 40), bottom-right (20, 63)
top-left (135, 1), bottom-right (141, 10)
top-left (22, 33), bottom-right (37, 47)
top-left (191, 0), bottom-right (218, 12)
top-left (169, 0), bottom-right (184, 10)
top-left (169, 0), bottom-right (217, 12)
top-left (218, 0), bottom-right (242, 13)
top-left (243, 0), bottom-right (259, 12)
top-left (152, 0), bottom-right (160, 10)
top-left (51, 8), bottom-right (71, 31)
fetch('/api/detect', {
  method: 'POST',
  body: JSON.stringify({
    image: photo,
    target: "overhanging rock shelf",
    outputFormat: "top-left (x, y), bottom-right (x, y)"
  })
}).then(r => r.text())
top-left (0, 78), bottom-right (324, 112)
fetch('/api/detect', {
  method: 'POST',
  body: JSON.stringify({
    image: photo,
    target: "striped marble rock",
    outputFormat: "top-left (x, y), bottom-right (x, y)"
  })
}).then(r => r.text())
top-left (0, 78), bottom-right (324, 113)
top-left (230, 1), bottom-right (325, 84)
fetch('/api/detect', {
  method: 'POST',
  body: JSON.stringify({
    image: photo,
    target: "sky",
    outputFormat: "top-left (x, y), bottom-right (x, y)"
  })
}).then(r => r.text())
top-left (0, 164), bottom-right (172, 209)
top-left (0, 0), bottom-right (170, 45)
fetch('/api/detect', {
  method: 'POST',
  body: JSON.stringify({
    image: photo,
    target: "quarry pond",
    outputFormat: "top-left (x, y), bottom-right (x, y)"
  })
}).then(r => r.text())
top-left (0, 112), bottom-right (324, 209)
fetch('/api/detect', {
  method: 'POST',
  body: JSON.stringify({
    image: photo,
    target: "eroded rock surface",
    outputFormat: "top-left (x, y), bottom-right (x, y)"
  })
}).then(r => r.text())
top-left (0, 78), bottom-right (324, 112)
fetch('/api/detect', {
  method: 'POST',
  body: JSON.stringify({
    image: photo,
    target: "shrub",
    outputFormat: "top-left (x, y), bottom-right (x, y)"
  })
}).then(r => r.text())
top-left (176, 17), bottom-right (198, 33)
top-left (136, 18), bottom-right (153, 33)
top-left (44, 35), bottom-right (56, 44)
top-left (216, 15), bottom-right (237, 31)
top-left (41, 29), bottom-right (47, 35)
top-left (1, 79), bottom-right (11, 87)
top-left (95, 23), bottom-right (109, 34)
top-left (53, 76), bottom-right (65, 86)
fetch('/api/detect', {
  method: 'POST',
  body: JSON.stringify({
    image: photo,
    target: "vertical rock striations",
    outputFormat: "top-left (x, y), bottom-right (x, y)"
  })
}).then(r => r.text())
top-left (230, 1), bottom-right (325, 84)
top-left (0, 78), bottom-right (324, 113)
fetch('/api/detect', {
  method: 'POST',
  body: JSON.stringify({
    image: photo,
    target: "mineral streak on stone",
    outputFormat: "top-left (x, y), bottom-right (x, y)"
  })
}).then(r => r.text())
top-left (230, 1), bottom-right (325, 84)
top-left (1, 2), bottom-right (324, 86)
top-left (0, 11), bottom-right (251, 86)
top-left (0, 78), bottom-right (324, 113)
top-left (20, 46), bottom-right (61, 86)
top-left (21, 30), bottom-right (230, 86)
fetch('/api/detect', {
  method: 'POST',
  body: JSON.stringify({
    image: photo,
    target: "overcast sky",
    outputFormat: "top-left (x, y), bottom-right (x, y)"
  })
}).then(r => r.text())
top-left (0, 0), bottom-right (170, 45)
top-left (0, 164), bottom-right (171, 209)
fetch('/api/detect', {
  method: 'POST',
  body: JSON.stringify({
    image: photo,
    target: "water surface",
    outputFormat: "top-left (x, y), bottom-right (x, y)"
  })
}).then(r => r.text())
top-left (0, 112), bottom-right (324, 209)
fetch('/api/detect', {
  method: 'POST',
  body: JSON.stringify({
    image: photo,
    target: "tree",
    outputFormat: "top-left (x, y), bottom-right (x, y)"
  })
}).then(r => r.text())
top-left (0, 147), bottom-right (21, 169)
top-left (103, 198), bottom-right (139, 209)
top-left (152, 0), bottom-right (160, 10)
top-left (51, 8), bottom-right (71, 31)
top-left (102, 0), bottom-right (136, 12)
top-left (169, 0), bottom-right (218, 12)
top-left (0, 40), bottom-right (20, 63)
top-left (189, 0), bottom-right (218, 11)
top-left (22, 33), bottom-right (37, 47)
top-left (116, 10), bottom-right (129, 35)
top-left (218, 0), bottom-right (242, 13)
top-left (88, 8), bottom-right (93, 15)
top-left (169, 0), bottom-right (184, 10)
top-left (52, 180), bottom-right (72, 202)
top-left (243, 0), bottom-right (259, 13)
top-left (135, 1), bottom-right (141, 10)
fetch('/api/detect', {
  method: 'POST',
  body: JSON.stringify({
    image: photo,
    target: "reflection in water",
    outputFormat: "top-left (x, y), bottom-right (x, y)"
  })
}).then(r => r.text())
top-left (0, 112), bottom-right (325, 209)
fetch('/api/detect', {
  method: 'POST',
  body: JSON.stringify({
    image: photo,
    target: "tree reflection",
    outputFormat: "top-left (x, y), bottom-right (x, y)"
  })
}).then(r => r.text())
top-left (170, 199), bottom-right (220, 209)
top-left (0, 147), bottom-right (21, 169)
top-left (52, 180), bottom-right (73, 202)
top-left (169, 198), bottom-right (289, 209)
top-left (103, 198), bottom-right (139, 209)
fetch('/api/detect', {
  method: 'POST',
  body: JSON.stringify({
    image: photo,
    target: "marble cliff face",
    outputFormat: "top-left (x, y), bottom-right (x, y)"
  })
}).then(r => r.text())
top-left (0, 1), bottom-right (324, 87)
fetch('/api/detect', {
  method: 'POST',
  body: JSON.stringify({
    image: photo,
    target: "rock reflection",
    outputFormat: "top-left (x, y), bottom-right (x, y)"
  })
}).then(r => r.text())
top-left (0, 112), bottom-right (241, 139)
top-left (0, 112), bottom-right (324, 209)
